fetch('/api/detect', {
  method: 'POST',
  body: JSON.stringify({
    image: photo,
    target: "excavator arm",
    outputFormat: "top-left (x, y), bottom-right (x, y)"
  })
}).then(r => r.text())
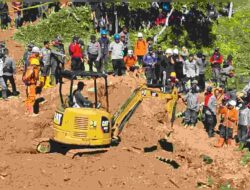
top-left (112, 85), bottom-right (177, 138)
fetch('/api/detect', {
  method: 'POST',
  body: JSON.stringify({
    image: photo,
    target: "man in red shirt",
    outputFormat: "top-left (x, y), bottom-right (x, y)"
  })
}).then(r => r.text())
top-left (69, 36), bottom-right (83, 71)
top-left (210, 48), bottom-right (223, 87)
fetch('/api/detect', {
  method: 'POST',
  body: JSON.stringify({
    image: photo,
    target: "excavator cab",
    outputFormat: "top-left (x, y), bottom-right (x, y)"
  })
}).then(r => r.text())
top-left (52, 70), bottom-right (112, 147)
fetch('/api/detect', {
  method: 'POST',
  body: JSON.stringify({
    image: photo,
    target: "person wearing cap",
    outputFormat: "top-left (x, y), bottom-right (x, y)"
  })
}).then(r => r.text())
top-left (69, 36), bottom-right (83, 71)
top-left (183, 54), bottom-right (199, 91)
top-left (23, 46), bottom-right (41, 115)
top-left (196, 53), bottom-right (208, 92)
top-left (159, 48), bottom-right (175, 85)
top-left (98, 29), bottom-right (110, 73)
top-left (210, 47), bottom-right (223, 87)
top-left (215, 99), bottom-right (238, 147)
top-left (220, 56), bottom-right (234, 90)
top-left (123, 50), bottom-right (138, 76)
top-left (134, 32), bottom-right (147, 66)
top-left (143, 47), bottom-right (157, 84)
top-left (23, 43), bottom-right (34, 73)
top-left (202, 86), bottom-right (217, 137)
top-left (182, 80), bottom-right (200, 129)
top-left (86, 35), bottom-right (101, 72)
top-left (109, 34), bottom-right (125, 76)
top-left (73, 81), bottom-right (93, 108)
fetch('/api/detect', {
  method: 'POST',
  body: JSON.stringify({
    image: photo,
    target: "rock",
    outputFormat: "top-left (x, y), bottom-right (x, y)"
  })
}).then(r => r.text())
top-left (64, 177), bottom-right (71, 182)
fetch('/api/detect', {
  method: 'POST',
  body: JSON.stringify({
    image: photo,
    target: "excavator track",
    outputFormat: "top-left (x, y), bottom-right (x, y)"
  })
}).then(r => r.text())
top-left (65, 148), bottom-right (109, 159)
top-left (32, 138), bottom-right (51, 153)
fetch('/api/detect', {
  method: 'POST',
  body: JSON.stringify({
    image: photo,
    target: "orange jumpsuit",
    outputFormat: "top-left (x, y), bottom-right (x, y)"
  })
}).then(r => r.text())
top-left (220, 106), bottom-right (238, 132)
top-left (24, 55), bottom-right (40, 113)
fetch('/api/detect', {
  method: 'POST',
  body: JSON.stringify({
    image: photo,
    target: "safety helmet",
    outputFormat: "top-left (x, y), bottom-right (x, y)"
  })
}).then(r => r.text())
top-left (228, 100), bottom-right (236, 107)
top-left (165, 48), bottom-right (173, 55)
top-left (120, 33), bottom-right (125, 37)
top-left (27, 43), bottom-right (34, 48)
top-left (170, 72), bottom-right (176, 78)
top-left (114, 34), bottom-right (120, 40)
top-left (191, 80), bottom-right (198, 84)
top-left (31, 46), bottom-right (40, 53)
top-left (100, 29), bottom-right (107, 35)
top-left (128, 50), bottom-right (133, 56)
top-left (137, 32), bottom-right (143, 38)
top-left (173, 48), bottom-right (179, 55)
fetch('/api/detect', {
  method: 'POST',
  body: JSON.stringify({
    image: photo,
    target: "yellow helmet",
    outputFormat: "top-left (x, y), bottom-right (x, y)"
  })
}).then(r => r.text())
top-left (170, 72), bottom-right (176, 78)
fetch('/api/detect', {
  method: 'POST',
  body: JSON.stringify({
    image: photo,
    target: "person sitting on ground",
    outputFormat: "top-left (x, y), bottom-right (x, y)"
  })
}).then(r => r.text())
top-left (73, 81), bottom-right (93, 108)
top-left (123, 50), bottom-right (139, 76)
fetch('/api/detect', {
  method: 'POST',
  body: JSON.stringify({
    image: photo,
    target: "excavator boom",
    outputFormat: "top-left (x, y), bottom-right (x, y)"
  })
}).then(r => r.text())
top-left (112, 85), bottom-right (177, 138)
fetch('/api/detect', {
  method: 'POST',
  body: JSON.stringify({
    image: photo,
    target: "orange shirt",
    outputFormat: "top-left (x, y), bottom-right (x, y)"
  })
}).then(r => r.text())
top-left (220, 107), bottom-right (238, 129)
top-left (124, 55), bottom-right (137, 67)
top-left (134, 39), bottom-right (147, 56)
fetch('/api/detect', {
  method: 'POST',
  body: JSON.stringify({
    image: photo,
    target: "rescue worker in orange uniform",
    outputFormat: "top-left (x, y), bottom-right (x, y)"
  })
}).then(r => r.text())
top-left (215, 99), bottom-right (238, 147)
top-left (123, 50), bottom-right (139, 76)
top-left (134, 32), bottom-right (147, 66)
top-left (23, 46), bottom-right (41, 115)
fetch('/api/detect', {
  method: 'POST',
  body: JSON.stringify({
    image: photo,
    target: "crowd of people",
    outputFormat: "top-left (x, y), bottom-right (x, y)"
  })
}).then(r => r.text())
top-left (0, 2), bottom-right (249, 151)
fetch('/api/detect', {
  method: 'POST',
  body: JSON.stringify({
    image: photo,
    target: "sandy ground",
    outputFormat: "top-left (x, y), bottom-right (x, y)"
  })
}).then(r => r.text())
top-left (0, 24), bottom-right (250, 190)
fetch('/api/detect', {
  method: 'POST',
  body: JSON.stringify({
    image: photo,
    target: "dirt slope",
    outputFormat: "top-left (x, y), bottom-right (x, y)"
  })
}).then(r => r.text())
top-left (0, 28), bottom-right (249, 190)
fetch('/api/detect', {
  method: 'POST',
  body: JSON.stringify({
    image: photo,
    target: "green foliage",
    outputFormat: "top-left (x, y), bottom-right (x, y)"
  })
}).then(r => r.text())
top-left (240, 151), bottom-right (250, 166)
top-left (219, 182), bottom-right (236, 190)
top-left (14, 6), bottom-right (94, 46)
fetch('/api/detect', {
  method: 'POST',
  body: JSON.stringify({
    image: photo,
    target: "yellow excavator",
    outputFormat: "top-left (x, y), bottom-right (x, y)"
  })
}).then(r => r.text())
top-left (34, 70), bottom-right (178, 157)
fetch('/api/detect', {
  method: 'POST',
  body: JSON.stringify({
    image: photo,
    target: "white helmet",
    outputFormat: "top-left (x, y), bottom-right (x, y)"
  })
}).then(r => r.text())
top-left (32, 46), bottom-right (40, 53)
top-left (173, 48), bottom-right (179, 55)
top-left (165, 48), bottom-right (173, 55)
top-left (228, 100), bottom-right (237, 107)
top-left (128, 50), bottom-right (133, 56)
top-left (137, 32), bottom-right (143, 38)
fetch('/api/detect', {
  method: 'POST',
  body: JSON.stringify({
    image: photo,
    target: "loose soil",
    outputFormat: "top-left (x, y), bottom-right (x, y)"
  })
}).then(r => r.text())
top-left (0, 24), bottom-right (249, 190)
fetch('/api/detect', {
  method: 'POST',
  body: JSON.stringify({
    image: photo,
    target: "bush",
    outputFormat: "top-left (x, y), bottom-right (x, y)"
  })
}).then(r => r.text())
top-left (14, 6), bottom-right (94, 46)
